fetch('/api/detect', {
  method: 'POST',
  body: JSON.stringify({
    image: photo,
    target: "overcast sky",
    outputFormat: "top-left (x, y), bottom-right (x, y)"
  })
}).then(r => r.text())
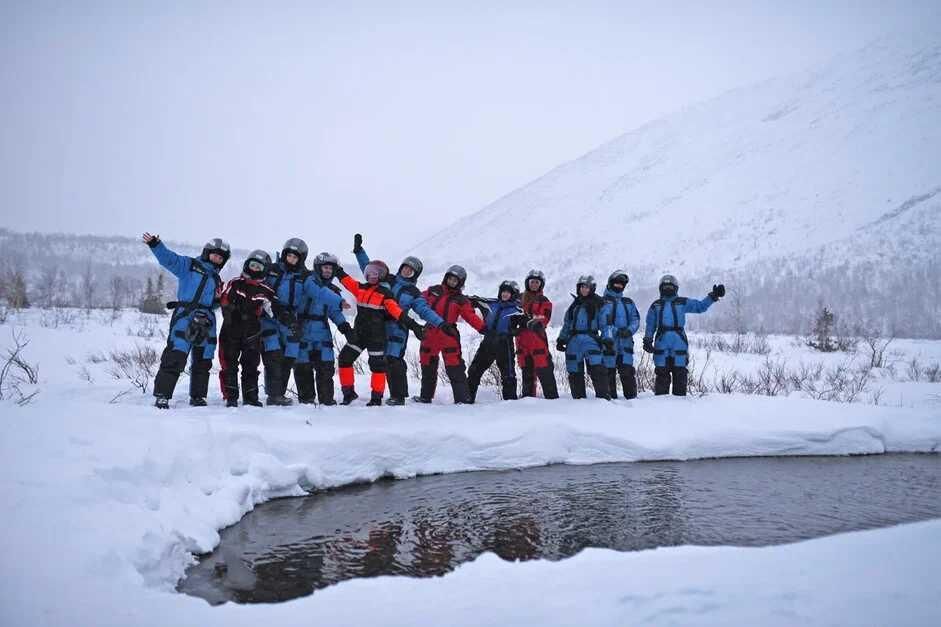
top-left (1, 1), bottom-right (937, 257)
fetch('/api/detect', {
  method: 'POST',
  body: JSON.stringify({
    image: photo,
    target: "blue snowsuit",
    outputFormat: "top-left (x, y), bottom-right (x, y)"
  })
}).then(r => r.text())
top-left (558, 293), bottom-right (613, 399)
top-left (149, 241), bottom-right (222, 400)
top-left (643, 295), bottom-right (715, 368)
top-left (261, 262), bottom-right (306, 358)
top-left (601, 288), bottom-right (641, 369)
top-left (297, 276), bottom-right (347, 364)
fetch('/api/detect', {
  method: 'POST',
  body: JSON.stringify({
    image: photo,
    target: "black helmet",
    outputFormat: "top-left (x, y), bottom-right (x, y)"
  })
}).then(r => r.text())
top-left (242, 249), bottom-right (271, 281)
top-left (524, 269), bottom-right (545, 292)
top-left (281, 238), bottom-right (308, 270)
top-left (576, 274), bottom-right (596, 295)
top-left (498, 280), bottom-right (520, 300)
top-left (659, 274), bottom-right (679, 298)
top-left (607, 269), bottom-right (629, 291)
top-left (444, 264), bottom-right (467, 288)
top-left (201, 238), bottom-right (230, 270)
top-left (313, 252), bottom-right (338, 280)
top-left (398, 255), bottom-right (423, 282)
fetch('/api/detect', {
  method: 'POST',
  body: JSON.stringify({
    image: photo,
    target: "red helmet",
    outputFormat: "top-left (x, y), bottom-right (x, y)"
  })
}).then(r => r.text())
top-left (364, 260), bottom-right (390, 284)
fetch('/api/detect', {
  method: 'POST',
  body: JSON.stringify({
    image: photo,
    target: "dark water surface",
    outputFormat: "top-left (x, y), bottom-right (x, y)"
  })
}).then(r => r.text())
top-left (180, 454), bottom-right (941, 605)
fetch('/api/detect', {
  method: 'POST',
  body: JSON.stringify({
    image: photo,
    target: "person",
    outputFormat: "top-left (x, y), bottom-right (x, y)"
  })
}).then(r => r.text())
top-left (413, 265), bottom-right (487, 404)
top-left (143, 232), bottom-right (228, 409)
top-left (467, 280), bottom-right (527, 402)
top-left (294, 252), bottom-right (354, 405)
top-left (555, 275), bottom-right (611, 400)
top-left (642, 275), bottom-right (725, 396)
top-left (601, 270), bottom-right (641, 399)
top-left (516, 269), bottom-right (559, 399)
top-left (218, 250), bottom-right (290, 407)
top-left (334, 260), bottom-right (426, 405)
top-left (261, 238), bottom-right (310, 406)
top-left (352, 234), bottom-right (455, 405)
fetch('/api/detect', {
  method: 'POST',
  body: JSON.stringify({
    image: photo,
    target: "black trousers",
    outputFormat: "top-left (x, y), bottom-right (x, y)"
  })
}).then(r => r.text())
top-left (520, 356), bottom-right (559, 399)
top-left (607, 364), bottom-right (638, 399)
top-left (467, 333), bottom-right (518, 402)
top-left (387, 356), bottom-right (409, 400)
top-left (154, 346), bottom-right (212, 400)
top-left (654, 357), bottom-right (688, 396)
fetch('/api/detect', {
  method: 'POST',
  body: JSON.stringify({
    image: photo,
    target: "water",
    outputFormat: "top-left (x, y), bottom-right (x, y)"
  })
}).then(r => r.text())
top-left (180, 454), bottom-right (941, 605)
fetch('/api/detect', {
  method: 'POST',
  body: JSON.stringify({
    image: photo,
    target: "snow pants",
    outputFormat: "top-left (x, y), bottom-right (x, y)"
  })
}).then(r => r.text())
top-left (467, 333), bottom-right (518, 402)
top-left (153, 309), bottom-right (216, 400)
top-left (516, 329), bottom-right (558, 399)
top-left (564, 333), bottom-right (610, 400)
top-left (603, 334), bottom-right (637, 399)
top-left (218, 325), bottom-right (285, 402)
top-left (417, 326), bottom-right (471, 403)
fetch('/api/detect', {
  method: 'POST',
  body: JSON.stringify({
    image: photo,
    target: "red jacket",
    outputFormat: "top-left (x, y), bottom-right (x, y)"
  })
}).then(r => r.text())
top-left (423, 283), bottom-right (486, 332)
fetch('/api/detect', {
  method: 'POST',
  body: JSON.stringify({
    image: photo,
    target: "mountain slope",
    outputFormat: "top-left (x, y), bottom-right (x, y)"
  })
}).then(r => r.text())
top-left (412, 34), bottom-right (941, 335)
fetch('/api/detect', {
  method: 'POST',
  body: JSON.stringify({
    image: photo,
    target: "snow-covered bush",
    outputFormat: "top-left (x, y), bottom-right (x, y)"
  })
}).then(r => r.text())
top-left (108, 345), bottom-right (159, 394)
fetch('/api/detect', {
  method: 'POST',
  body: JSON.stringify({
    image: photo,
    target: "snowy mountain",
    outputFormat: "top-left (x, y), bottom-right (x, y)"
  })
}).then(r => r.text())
top-left (411, 34), bottom-right (941, 336)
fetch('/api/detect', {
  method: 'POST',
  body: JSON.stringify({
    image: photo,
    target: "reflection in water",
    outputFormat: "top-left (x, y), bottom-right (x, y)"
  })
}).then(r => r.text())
top-left (180, 454), bottom-right (941, 605)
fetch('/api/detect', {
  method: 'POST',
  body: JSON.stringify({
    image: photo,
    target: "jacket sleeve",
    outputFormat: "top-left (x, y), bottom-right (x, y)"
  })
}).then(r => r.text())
top-left (628, 302), bottom-right (641, 335)
top-left (355, 247), bottom-right (371, 273)
top-left (644, 303), bottom-right (658, 339)
top-left (323, 288), bottom-right (348, 327)
top-left (406, 292), bottom-right (445, 327)
top-left (458, 298), bottom-right (487, 332)
top-left (150, 241), bottom-right (190, 278)
top-left (339, 275), bottom-right (361, 299)
top-left (684, 296), bottom-right (715, 315)
top-left (597, 301), bottom-right (614, 337)
top-left (540, 300), bottom-right (553, 325)
top-left (383, 294), bottom-right (405, 320)
top-left (559, 304), bottom-right (574, 341)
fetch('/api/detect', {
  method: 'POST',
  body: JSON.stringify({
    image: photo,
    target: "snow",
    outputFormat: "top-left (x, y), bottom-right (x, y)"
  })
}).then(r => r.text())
top-left (1, 309), bottom-right (939, 626)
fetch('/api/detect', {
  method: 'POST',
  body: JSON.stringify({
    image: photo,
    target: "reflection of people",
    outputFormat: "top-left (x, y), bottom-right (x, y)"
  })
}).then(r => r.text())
top-left (489, 516), bottom-right (542, 562)
top-left (411, 518), bottom-right (456, 577)
top-left (360, 523), bottom-right (404, 576)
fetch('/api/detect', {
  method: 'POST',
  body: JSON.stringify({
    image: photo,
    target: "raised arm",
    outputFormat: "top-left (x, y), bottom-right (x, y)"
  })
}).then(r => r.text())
top-left (143, 233), bottom-right (189, 278)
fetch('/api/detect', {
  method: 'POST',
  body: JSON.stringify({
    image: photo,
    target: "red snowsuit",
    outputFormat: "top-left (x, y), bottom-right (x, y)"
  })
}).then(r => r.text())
top-left (516, 290), bottom-right (559, 398)
top-left (417, 283), bottom-right (486, 402)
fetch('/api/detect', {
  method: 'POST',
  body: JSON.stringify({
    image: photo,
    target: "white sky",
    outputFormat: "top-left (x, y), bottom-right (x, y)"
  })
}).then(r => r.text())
top-left (1, 1), bottom-right (937, 257)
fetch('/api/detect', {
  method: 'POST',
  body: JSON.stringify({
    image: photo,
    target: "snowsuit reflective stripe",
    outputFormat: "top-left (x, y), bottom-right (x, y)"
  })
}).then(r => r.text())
top-left (643, 295), bottom-right (714, 368)
top-left (149, 242), bottom-right (221, 400)
top-left (601, 288), bottom-right (641, 368)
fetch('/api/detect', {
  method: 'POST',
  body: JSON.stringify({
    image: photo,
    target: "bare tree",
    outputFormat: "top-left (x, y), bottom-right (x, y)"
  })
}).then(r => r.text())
top-left (0, 329), bottom-right (40, 405)
top-left (80, 261), bottom-right (97, 311)
top-left (109, 275), bottom-right (126, 311)
top-left (35, 266), bottom-right (61, 308)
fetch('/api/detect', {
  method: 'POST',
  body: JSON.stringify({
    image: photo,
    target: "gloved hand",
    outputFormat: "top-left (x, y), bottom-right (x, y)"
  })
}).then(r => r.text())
top-left (439, 322), bottom-right (459, 338)
top-left (334, 264), bottom-right (347, 279)
top-left (403, 316), bottom-right (425, 340)
top-left (556, 338), bottom-right (567, 352)
top-left (709, 283), bottom-right (726, 301)
top-left (526, 318), bottom-right (544, 332)
top-left (277, 309), bottom-right (295, 327)
top-left (602, 337), bottom-right (615, 351)
top-left (337, 322), bottom-right (357, 344)
top-left (353, 233), bottom-right (363, 254)
top-left (642, 337), bottom-right (655, 353)
top-left (142, 232), bottom-right (160, 248)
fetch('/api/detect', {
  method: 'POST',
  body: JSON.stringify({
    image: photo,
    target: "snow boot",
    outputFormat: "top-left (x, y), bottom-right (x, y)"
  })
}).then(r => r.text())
top-left (366, 392), bottom-right (383, 406)
top-left (266, 395), bottom-right (293, 406)
top-left (537, 366), bottom-right (559, 399)
top-left (607, 369), bottom-right (618, 399)
top-left (654, 366), bottom-right (672, 396)
top-left (341, 386), bottom-right (359, 405)
top-left (671, 366), bottom-right (688, 396)
top-left (589, 365), bottom-right (611, 400)
top-left (385, 396), bottom-right (406, 406)
top-left (568, 373), bottom-right (586, 399)
top-left (619, 365), bottom-right (637, 399)
top-left (411, 396), bottom-right (432, 404)
top-left (154, 396), bottom-right (170, 410)
top-left (520, 365), bottom-right (536, 398)
top-left (243, 398), bottom-right (264, 407)
top-left (189, 397), bottom-right (207, 407)
top-left (225, 398), bottom-right (239, 408)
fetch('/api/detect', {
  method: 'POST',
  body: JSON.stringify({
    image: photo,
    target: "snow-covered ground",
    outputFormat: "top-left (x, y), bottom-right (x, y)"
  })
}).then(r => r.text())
top-left (1, 308), bottom-right (939, 626)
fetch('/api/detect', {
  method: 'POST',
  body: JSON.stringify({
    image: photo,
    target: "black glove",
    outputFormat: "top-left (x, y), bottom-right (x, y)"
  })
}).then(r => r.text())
top-left (277, 309), bottom-right (295, 327)
top-left (642, 337), bottom-right (655, 353)
top-left (334, 264), bottom-right (347, 279)
top-left (709, 283), bottom-right (726, 301)
top-left (353, 233), bottom-right (363, 254)
top-left (337, 322), bottom-right (356, 343)
top-left (402, 316), bottom-right (425, 340)
top-left (439, 322), bottom-right (460, 338)
top-left (602, 337), bottom-right (615, 351)
top-left (526, 318), bottom-right (544, 332)
top-left (556, 338), bottom-right (567, 352)
top-left (144, 235), bottom-right (160, 248)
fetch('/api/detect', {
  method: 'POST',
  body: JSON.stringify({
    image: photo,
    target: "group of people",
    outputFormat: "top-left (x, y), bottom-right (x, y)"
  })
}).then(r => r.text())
top-left (143, 232), bottom-right (724, 409)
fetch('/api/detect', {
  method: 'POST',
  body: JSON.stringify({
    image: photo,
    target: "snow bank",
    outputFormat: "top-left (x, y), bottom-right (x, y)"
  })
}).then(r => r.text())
top-left (1, 392), bottom-right (940, 626)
